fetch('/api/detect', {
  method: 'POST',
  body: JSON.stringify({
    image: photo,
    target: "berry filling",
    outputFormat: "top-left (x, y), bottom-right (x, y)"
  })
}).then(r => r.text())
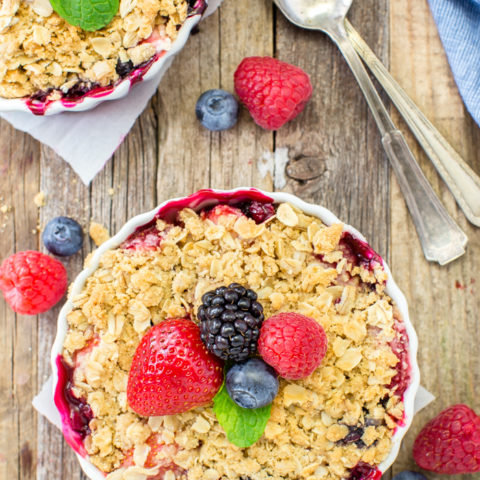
top-left (240, 201), bottom-right (276, 224)
top-left (121, 435), bottom-right (186, 479)
top-left (54, 356), bottom-right (93, 456)
top-left (347, 462), bottom-right (382, 480)
top-left (339, 232), bottom-right (383, 271)
top-left (121, 225), bottom-right (165, 251)
top-left (123, 189), bottom-right (275, 246)
top-left (336, 425), bottom-right (367, 448)
top-left (389, 314), bottom-right (412, 404)
top-left (25, 55), bottom-right (159, 115)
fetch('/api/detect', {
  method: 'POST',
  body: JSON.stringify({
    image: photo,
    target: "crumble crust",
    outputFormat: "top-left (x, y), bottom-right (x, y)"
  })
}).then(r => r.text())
top-left (62, 203), bottom-right (406, 480)
top-left (0, 0), bottom-right (188, 99)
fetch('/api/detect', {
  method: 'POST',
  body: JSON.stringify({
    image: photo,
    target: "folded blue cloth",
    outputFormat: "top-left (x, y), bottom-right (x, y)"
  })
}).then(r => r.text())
top-left (428, 0), bottom-right (480, 125)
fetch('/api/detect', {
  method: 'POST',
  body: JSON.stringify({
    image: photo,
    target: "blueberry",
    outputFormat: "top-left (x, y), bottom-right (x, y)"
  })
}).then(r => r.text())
top-left (42, 216), bottom-right (83, 257)
top-left (226, 358), bottom-right (278, 409)
top-left (392, 472), bottom-right (428, 480)
top-left (195, 89), bottom-right (238, 131)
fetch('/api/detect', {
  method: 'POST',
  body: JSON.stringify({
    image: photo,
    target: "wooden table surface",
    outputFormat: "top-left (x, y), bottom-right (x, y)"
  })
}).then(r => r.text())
top-left (1, 0), bottom-right (479, 479)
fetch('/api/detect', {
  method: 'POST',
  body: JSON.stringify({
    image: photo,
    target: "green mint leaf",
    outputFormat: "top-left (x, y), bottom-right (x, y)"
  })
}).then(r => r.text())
top-left (213, 383), bottom-right (271, 448)
top-left (50, 0), bottom-right (119, 31)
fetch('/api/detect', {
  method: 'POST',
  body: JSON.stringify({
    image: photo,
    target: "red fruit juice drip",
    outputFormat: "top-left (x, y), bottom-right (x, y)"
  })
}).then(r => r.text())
top-left (123, 189), bottom-right (275, 245)
top-left (388, 315), bottom-right (412, 422)
top-left (340, 232), bottom-right (383, 271)
top-left (54, 355), bottom-right (93, 457)
top-left (121, 225), bottom-right (165, 250)
top-left (25, 97), bottom-right (54, 116)
top-left (347, 462), bottom-right (382, 480)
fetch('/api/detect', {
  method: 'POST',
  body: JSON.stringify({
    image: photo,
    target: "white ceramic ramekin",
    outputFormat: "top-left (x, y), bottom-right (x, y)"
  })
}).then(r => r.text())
top-left (0, 1), bottom-right (206, 116)
top-left (51, 187), bottom-right (420, 480)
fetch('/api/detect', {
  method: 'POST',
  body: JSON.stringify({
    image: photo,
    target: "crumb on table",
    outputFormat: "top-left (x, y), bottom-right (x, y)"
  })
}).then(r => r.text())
top-left (34, 191), bottom-right (47, 208)
top-left (89, 222), bottom-right (110, 246)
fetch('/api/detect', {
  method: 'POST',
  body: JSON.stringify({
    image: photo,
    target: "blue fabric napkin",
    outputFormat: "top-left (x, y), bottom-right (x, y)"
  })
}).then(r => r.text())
top-left (428, 0), bottom-right (480, 125)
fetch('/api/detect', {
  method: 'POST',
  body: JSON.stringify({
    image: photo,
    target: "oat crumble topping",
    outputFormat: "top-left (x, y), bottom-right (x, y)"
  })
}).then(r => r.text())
top-left (61, 202), bottom-right (407, 480)
top-left (0, 0), bottom-right (189, 99)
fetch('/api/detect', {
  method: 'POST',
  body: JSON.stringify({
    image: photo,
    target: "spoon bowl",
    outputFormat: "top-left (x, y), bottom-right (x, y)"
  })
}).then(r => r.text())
top-left (273, 0), bottom-right (353, 29)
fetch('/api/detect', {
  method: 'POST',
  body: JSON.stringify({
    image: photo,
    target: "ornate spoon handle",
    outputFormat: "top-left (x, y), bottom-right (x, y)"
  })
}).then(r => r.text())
top-left (346, 19), bottom-right (480, 228)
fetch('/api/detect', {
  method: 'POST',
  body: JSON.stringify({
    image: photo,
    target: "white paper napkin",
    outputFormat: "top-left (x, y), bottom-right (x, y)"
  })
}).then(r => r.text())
top-left (0, 0), bottom-right (222, 185)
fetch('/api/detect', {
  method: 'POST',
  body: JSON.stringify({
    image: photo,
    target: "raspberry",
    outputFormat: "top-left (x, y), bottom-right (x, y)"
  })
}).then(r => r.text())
top-left (234, 56), bottom-right (313, 130)
top-left (413, 404), bottom-right (480, 474)
top-left (258, 313), bottom-right (328, 380)
top-left (0, 250), bottom-right (68, 315)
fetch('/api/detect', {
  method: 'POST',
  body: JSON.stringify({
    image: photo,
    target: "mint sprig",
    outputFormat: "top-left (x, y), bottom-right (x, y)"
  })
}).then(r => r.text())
top-left (213, 383), bottom-right (271, 448)
top-left (50, 0), bottom-right (119, 31)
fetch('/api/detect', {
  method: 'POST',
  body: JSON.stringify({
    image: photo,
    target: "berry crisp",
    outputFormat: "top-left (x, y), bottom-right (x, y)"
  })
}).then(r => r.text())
top-left (57, 197), bottom-right (410, 480)
top-left (0, 0), bottom-right (197, 102)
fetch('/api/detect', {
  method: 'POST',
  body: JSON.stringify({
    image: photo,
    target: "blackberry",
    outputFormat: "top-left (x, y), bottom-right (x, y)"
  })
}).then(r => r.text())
top-left (198, 283), bottom-right (264, 361)
top-left (116, 60), bottom-right (135, 78)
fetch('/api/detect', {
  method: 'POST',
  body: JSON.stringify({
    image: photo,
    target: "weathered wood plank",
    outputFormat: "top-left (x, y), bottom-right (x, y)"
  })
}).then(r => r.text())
top-left (156, 0), bottom-right (274, 198)
top-left (390, 1), bottom-right (480, 479)
top-left (0, 121), bottom-right (40, 480)
top-left (275, 0), bottom-right (391, 260)
top-left (38, 146), bottom-right (90, 480)
top-left (210, 0), bottom-right (274, 190)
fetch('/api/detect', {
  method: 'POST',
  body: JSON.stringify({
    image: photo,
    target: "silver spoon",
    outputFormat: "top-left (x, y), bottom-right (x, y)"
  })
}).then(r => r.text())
top-left (274, 0), bottom-right (468, 265)
top-left (345, 20), bottom-right (480, 228)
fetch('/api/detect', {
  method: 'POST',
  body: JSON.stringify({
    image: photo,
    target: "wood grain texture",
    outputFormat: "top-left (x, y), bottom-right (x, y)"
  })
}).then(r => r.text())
top-left (0, 0), bottom-right (479, 478)
top-left (389, 1), bottom-right (480, 479)
top-left (275, 0), bottom-right (391, 258)
top-left (0, 120), bottom-right (40, 480)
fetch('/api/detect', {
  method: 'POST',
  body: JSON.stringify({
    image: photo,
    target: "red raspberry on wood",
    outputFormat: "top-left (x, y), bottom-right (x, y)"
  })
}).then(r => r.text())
top-left (234, 56), bottom-right (313, 130)
top-left (0, 250), bottom-right (67, 315)
top-left (413, 404), bottom-right (480, 474)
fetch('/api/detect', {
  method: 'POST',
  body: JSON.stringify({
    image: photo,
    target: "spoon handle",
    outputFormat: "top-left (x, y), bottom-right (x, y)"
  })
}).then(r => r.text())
top-left (345, 20), bottom-right (480, 228)
top-left (327, 26), bottom-right (467, 265)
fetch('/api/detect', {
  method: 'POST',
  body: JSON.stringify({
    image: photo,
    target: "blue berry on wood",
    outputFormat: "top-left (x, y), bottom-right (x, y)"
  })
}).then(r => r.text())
top-left (195, 89), bottom-right (239, 131)
top-left (42, 216), bottom-right (83, 257)
top-left (392, 472), bottom-right (428, 480)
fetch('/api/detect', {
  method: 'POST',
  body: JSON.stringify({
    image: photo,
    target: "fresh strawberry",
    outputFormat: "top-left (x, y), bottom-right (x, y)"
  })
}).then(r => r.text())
top-left (127, 318), bottom-right (223, 416)
top-left (413, 404), bottom-right (480, 474)
top-left (258, 313), bottom-right (327, 380)
top-left (234, 56), bottom-right (313, 130)
top-left (0, 250), bottom-right (67, 315)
